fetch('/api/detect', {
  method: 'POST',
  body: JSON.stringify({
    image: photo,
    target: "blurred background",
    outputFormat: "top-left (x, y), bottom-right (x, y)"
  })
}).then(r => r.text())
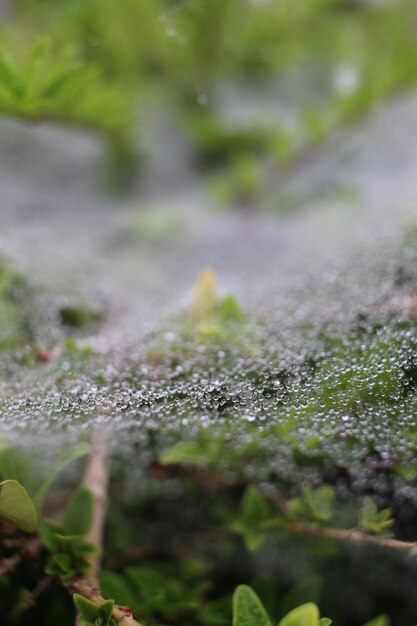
top-left (1, 0), bottom-right (417, 336)
top-left (1, 0), bottom-right (417, 197)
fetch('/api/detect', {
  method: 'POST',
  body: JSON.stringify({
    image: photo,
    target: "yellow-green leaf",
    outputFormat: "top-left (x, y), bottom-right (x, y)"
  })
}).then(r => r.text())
top-left (189, 268), bottom-right (217, 323)
top-left (0, 479), bottom-right (38, 532)
top-left (278, 603), bottom-right (320, 626)
top-left (232, 585), bottom-right (272, 626)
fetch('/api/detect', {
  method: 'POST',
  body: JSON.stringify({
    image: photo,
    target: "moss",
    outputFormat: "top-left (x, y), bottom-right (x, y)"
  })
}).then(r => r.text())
top-left (59, 305), bottom-right (102, 329)
top-left (0, 262), bottom-right (32, 351)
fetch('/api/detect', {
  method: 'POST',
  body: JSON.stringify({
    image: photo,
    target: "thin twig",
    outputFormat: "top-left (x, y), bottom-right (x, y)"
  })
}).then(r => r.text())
top-left (291, 521), bottom-right (417, 552)
top-left (26, 576), bottom-right (53, 607)
top-left (81, 427), bottom-right (109, 586)
top-left (71, 426), bottom-right (143, 626)
top-left (264, 485), bottom-right (417, 553)
top-left (0, 535), bottom-right (42, 576)
top-left (0, 552), bottom-right (21, 576)
top-left (71, 578), bottom-right (144, 625)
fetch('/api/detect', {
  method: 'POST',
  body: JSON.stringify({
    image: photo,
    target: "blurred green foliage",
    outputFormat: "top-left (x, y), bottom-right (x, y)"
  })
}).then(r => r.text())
top-left (0, 261), bottom-right (32, 351)
top-left (1, 0), bottom-right (417, 176)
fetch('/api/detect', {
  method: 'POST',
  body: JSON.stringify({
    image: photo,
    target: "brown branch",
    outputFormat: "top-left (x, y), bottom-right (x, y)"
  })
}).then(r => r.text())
top-left (80, 427), bottom-right (109, 586)
top-left (291, 520), bottom-right (417, 552)
top-left (263, 486), bottom-right (417, 554)
top-left (0, 535), bottom-right (42, 576)
top-left (71, 578), bottom-right (143, 625)
top-left (26, 576), bottom-right (53, 607)
top-left (0, 552), bottom-right (21, 576)
top-left (71, 427), bottom-right (144, 626)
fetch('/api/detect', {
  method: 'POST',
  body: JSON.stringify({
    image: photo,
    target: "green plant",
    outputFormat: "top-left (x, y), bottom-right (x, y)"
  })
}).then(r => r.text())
top-left (358, 498), bottom-right (394, 536)
top-left (40, 488), bottom-right (96, 584)
top-left (0, 480), bottom-right (38, 533)
top-left (211, 153), bottom-right (264, 206)
top-left (0, 37), bottom-right (132, 161)
top-left (0, 437), bottom-right (404, 626)
top-left (232, 585), bottom-right (331, 626)
top-left (0, 262), bottom-right (32, 351)
top-left (232, 585), bottom-right (390, 626)
top-left (229, 486), bottom-right (272, 551)
top-left (74, 595), bottom-right (116, 626)
top-left (288, 485), bottom-right (335, 525)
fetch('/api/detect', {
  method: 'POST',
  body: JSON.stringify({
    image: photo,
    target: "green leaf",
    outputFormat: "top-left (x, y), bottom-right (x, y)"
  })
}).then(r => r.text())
top-left (278, 603), bottom-right (320, 626)
top-left (160, 441), bottom-right (205, 465)
top-left (288, 485), bottom-right (334, 523)
top-left (125, 566), bottom-right (166, 602)
top-left (0, 479), bottom-right (38, 532)
top-left (279, 577), bottom-right (322, 620)
top-left (319, 619), bottom-right (332, 625)
top-left (241, 486), bottom-right (271, 524)
top-left (197, 595), bottom-right (232, 625)
top-left (230, 486), bottom-right (272, 550)
top-left (232, 585), bottom-right (272, 626)
top-left (41, 520), bottom-right (98, 584)
top-left (74, 595), bottom-right (115, 626)
top-left (361, 617), bottom-right (389, 626)
top-left (39, 520), bottom-right (59, 551)
top-left (101, 570), bottom-right (137, 608)
top-left (359, 498), bottom-right (393, 536)
top-left (63, 487), bottom-right (93, 536)
top-left (218, 295), bottom-right (245, 325)
top-left (74, 595), bottom-right (101, 625)
top-left (52, 552), bottom-right (72, 573)
top-left (0, 437), bottom-right (18, 480)
top-left (34, 442), bottom-right (91, 508)
top-left (98, 599), bottom-right (115, 625)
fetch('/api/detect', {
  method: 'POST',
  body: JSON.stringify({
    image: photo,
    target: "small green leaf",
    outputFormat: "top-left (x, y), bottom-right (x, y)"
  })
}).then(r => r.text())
top-left (230, 486), bottom-right (272, 550)
top-left (241, 486), bottom-right (271, 524)
top-left (74, 594), bottom-right (101, 625)
top-left (319, 619), bottom-right (332, 626)
top-left (63, 487), bottom-right (93, 536)
top-left (232, 585), bottom-right (272, 626)
top-left (74, 595), bottom-right (115, 626)
top-left (97, 599), bottom-right (115, 625)
top-left (39, 520), bottom-right (61, 552)
top-left (34, 442), bottom-right (91, 508)
top-left (359, 498), bottom-right (393, 536)
top-left (0, 479), bottom-right (38, 532)
top-left (125, 565), bottom-right (166, 601)
top-left (278, 603), bottom-right (320, 626)
top-left (218, 295), bottom-right (245, 325)
top-left (41, 520), bottom-right (98, 584)
top-left (52, 552), bottom-right (72, 573)
top-left (101, 570), bottom-right (136, 608)
top-left (160, 441), bottom-right (204, 465)
top-left (288, 485), bottom-right (334, 523)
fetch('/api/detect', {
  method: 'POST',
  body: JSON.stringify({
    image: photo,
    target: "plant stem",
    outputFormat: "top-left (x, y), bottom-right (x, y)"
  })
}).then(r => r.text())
top-left (0, 535), bottom-right (42, 575)
top-left (292, 520), bottom-right (417, 551)
top-left (264, 485), bottom-right (417, 553)
top-left (81, 427), bottom-right (109, 586)
top-left (71, 426), bottom-right (144, 626)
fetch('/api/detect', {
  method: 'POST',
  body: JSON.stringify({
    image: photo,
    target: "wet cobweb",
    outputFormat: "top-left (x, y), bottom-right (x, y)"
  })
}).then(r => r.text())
top-left (1, 96), bottom-right (417, 513)
top-left (2, 223), bottom-right (417, 509)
